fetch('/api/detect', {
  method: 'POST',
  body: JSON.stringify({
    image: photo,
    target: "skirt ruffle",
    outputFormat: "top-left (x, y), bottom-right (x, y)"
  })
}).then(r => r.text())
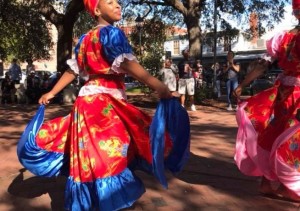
top-left (65, 168), bottom-right (145, 211)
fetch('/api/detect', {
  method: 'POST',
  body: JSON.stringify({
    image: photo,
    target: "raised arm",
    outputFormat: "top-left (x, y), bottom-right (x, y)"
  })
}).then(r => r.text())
top-left (227, 59), bottom-right (240, 73)
top-left (231, 62), bottom-right (240, 72)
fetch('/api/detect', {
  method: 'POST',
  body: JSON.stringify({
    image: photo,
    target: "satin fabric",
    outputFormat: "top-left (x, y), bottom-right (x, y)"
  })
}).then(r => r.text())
top-left (18, 98), bottom-right (190, 211)
top-left (17, 24), bottom-right (190, 210)
top-left (150, 98), bottom-right (190, 188)
top-left (17, 105), bottom-right (68, 177)
top-left (235, 30), bottom-right (300, 196)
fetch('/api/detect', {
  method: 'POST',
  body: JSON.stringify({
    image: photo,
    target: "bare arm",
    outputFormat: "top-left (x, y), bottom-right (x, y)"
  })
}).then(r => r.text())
top-left (121, 60), bottom-right (172, 98)
top-left (227, 60), bottom-right (240, 72)
top-left (232, 63), bottom-right (240, 72)
top-left (234, 59), bottom-right (269, 99)
top-left (39, 70), bottom-right (76, 104)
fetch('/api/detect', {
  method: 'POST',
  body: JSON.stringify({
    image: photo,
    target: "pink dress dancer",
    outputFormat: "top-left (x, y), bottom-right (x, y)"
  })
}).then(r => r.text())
top-left (235, 0), bottom-right (300, 201)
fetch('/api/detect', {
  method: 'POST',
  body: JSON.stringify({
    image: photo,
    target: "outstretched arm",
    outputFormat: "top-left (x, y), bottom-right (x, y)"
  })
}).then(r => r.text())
top-left (121, 60), bottom-right (172, 99)
top-left (39, 70), bottom-right (76, 105)
top-left (234, 59), bottom-right (269, 99)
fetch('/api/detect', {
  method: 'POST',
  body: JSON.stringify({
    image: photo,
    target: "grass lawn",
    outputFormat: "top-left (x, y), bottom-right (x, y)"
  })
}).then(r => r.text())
top-left (126, 86), bottom-right (148, 94)
top-left (126, 87), bottom-right (143, 93)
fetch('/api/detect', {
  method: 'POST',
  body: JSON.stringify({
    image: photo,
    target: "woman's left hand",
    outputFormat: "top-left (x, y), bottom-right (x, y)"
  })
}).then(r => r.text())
top-left (233, 85), bottom-right (242, 100)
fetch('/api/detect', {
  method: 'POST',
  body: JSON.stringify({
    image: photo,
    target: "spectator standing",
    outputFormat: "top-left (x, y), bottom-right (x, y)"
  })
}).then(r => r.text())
top-left (25, 59), bottom-right (35, 76)
top-left (40, 73), bottom-right (50, 95)
top-left (8, 58), bottom-right (22, 84)
top-left (1, 72), bottom-right (15, 104)
top-left (0, 59), bottom-right (3, 78)
top-left (48, 72), bottom-right (63, 104)
top-left (177, 49), bottom-right (196, 111)
top-left (193, 60), bottom-right (203, 88)
top-left (224, 51), bottom-right (240, 111)
top-left (159, 58), bottom-right (178, 94)
top-left (214, 63), bottom-right (223, 98)
top-left (25, 71), bottom-right (41, 104)
top-left (203, 66), bottom-right (214, 88)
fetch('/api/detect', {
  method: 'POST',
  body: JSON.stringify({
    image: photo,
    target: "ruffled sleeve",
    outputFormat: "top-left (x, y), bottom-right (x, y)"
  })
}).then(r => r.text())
top-left (100, 26), bottom-right (137, 73)
top-left (70, 34), bottom-right (89, 79)
top-left (266, 31), bottom-right (286, 59)
top-left (66, 59), bottom-right (79, 75)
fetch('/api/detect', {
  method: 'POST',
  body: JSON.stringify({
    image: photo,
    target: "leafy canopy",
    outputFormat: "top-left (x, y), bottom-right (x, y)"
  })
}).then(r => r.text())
top-left (0, 0), bottom-right (53, 62)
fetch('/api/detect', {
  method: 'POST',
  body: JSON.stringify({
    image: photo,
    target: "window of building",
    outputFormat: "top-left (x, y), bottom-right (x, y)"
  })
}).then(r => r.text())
top-left (224, 36), bottom-right (230, 52)
top-left (173, 40), bottom-right (180, 55)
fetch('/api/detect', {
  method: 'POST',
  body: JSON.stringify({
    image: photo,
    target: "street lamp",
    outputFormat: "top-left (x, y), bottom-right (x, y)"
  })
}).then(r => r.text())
top-left (213, 0), bottom-right (218, 98)
top-left (135, 14), bottom-right (144, 59)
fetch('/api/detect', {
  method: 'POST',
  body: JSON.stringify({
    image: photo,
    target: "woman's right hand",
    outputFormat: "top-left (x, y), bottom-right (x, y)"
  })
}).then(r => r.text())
top-left (248, 59), bottom-right (269, 73)
top-left (157, 88), bottom-right (173, 99)
top-left (171, 91), bottom-right (180, 98)
top-left (39, 92), bottom-right (55, 105)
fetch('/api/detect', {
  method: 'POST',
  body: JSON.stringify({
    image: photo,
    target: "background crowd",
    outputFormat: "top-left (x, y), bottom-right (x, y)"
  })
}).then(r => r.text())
top-left (159, 49), bottom-right (241, 111)
top-left (0, 58), bottom-right (80, 105)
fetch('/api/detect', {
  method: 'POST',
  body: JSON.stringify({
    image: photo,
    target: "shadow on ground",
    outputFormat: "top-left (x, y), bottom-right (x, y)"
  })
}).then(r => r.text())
top-left (6, 153), bottom-right (258, 211)
top-left (7, 168), bottom-right (66, 211)
top-left (1, 97), bottom-right (298, 210)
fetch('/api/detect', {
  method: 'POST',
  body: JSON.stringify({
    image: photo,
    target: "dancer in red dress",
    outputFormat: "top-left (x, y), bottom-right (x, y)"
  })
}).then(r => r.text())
top-left (234, 0), bottom-right (300, 202)
top-left (17, 0), bottom-right (190, 210)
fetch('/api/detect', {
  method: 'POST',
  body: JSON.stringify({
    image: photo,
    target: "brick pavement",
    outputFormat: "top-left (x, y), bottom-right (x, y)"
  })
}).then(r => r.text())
top-left (0, 97), bottom-right (299, 211)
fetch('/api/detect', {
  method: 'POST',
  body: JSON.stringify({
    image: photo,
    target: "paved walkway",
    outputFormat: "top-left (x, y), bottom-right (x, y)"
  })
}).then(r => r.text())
top-left (0, 96), bottom-right (299, 211)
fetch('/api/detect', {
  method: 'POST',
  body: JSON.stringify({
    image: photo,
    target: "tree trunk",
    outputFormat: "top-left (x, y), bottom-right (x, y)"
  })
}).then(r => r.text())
top-left (36, 0), bottom-right (84, 73)
top-left (56, 22), bottom-right (74, 73)
top-left (184, 15), bottom-right (201, 60)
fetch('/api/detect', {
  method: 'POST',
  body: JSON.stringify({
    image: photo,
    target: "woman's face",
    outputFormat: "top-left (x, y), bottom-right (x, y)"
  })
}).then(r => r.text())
top-left (96, 0), bottom-right (122, 24)
top-left (227, 52), bottom-right (234, 60)
top-left (165, 59), bottom-right (171, 68)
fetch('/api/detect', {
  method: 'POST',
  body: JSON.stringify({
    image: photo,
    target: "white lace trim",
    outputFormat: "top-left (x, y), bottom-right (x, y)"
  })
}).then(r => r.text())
top-left (111, 53), bottom-right (137, 73)
top-left (278, 74), bottom-right (300, 87)
top-left (78, 85), bottom-right (126, 100)
top-left (66, 59), bottom-right (79, 74)
top-left (67, 59), bottom-right (89, 80)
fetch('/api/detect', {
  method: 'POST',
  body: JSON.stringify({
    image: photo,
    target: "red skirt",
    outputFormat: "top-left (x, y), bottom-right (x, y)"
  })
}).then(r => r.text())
top-left (36, 93), bottom-right (173, 182)
top-left (235, 80), bottom-right (300, 196)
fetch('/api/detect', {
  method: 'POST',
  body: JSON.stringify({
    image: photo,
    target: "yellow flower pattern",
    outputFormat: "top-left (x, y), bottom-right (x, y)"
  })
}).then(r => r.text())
top-left (34, 26), bottom-right (174, 183)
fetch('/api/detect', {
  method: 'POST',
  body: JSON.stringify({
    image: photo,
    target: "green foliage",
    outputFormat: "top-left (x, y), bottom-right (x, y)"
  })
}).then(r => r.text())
top-left (0, 0), bottom-right (53, 61)
top-left (202, 28), bottom-right (240, 48)
top-left (0, 0), bottom-right (291, 70)
top-left (130, 17), bottom-right (167, 76)
top-left (121, 0), bottom-right (289, 58)
top-left (195, 86), bottom-right (214, 103)
top-left (122, 2), bottom-right (182, 26)
top-left (73, 11), bottom-right (97, 37)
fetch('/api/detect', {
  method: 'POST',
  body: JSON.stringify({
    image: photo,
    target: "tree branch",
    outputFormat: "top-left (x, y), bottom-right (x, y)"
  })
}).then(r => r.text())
top-left (132, 0), bottom-right (187, 15)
